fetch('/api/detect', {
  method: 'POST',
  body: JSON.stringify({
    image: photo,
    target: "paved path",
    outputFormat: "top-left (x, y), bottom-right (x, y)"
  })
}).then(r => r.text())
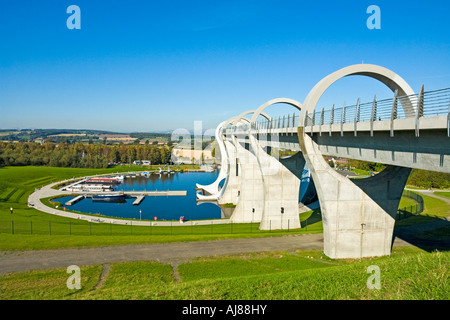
top-left (0, 235), bottom-right (325, 274)
top-left (409, 189), bottom-right (450, 207)
top-left (0, 234), bottom-right (416, 274)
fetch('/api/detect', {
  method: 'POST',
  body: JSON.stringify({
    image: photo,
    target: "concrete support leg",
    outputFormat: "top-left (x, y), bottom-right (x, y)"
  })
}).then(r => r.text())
top-left (230, 141), bottom-right (265, 223)
top-left (298, 127), bottom-right (411, 258)
top-left (218, 139), bottom-right (241, 205)
top-left (254, 145), bottom-right (302, 230)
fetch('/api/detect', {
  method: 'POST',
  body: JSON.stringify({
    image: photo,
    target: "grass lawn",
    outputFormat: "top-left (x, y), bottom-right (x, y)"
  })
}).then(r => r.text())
top-left (398, 195), bottom-right (418, 209)
top-left (0, 166), bottom-right (447, 250)
top-left (0, 247), bottom-right (448, 300)
top-left (434, 191), bottom-right (450, 200)
top-left (0, 166), bottom-right (323, 250)
top-left (395, 193), bottom-right (449, 227)
top-left (0, 166), bottom-right (449, 300)
top-left (421, 194), bottom-right (450, 218)
top-left (351, 168), bottom-right (370, 176)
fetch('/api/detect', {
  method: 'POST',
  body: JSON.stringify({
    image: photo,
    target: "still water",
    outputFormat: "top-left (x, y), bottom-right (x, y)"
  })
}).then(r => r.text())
top-left (55, 171), bottom-right (222, 221)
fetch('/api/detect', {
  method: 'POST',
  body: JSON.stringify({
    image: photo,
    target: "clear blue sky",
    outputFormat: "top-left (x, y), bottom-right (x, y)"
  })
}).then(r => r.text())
top-left (1, 0), bottom-right (449, 133)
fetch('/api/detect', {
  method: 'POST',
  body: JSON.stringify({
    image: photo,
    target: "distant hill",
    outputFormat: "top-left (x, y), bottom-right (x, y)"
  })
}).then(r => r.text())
top-left (0, 129), bottom-right (172, 144)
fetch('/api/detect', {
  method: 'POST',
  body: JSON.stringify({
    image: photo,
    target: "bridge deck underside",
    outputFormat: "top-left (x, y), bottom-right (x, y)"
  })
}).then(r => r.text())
top-left (232, 127), bottom-right (450, 173)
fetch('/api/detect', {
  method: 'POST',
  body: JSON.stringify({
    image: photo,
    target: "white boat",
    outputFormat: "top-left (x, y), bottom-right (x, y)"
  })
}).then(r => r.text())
top-left (65, 184), bottom-right (116, 192)
top-left (201, 165), bottom-right (214, 172)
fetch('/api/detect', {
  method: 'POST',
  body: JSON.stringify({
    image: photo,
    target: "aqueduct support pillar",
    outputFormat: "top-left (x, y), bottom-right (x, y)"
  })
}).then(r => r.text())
top-left (299, 64), bottom-right (416, 258)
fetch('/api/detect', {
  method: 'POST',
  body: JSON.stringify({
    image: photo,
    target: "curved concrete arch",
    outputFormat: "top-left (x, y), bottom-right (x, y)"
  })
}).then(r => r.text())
top-left (249, 98), bottom-right (303, 175)
top-left (301, 63), bottom-right (416, 123)
top-left (225, 110), bottom-right (272, 131)
top-left (227, 112), bottom-right (270, 223)
top-left (298, 63), bottom-right (417, 258)
top-left (247, 98), bottom-right (307, 230)
top-left (196, 120), bottom-right (227, 196)
top-left (217, 110), bottom-right (272, 205)
top-left (249, 97), bottom-right (303, 125)
top-left (197, 111), bottom-right (272, 202)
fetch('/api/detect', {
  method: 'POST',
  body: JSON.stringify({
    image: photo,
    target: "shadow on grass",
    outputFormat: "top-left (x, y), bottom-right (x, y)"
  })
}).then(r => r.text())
top-left (301, 208), bottom-right (322, 227)
top-left (393, 215), bottom-right (450, 253)
top-left (301, 206), bottom-right (449, 253)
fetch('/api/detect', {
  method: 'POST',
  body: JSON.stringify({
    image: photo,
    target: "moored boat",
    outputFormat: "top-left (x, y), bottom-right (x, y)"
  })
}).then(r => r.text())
top-left (92, 193), bottom-right (126, 203)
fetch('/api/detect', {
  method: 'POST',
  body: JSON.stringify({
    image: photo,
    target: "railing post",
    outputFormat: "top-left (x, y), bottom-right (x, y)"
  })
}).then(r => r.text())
top-left (418, 84), bottom-right (424, 117)
top-left (319, 107), bottom-right (324, 136)
top-left (292, 113), bottom-right (296, 136)
top-left (370, 95), bottom-right (377, 137)
top-left (415, 84), bottom-right (424, 137)
top-left (447, 98), bottom-right (450, 137)
top-left (304, 111), bottom-right (309, 133)
top-left (390, 89), bottom-right (398, 137)
top-left (277, 116), bottom-right (281, 135)
top-left (309, 111), bottom-right (314, 135)
top-left (329, 104), bottom-right (334, 136)
top-left (354, 98), bottom-right (360, 136)
top-left (341, 102), bottom-right (346, 137)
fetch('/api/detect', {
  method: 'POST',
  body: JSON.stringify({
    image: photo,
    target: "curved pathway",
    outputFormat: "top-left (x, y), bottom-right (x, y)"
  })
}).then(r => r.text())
top-left (408, 189), bottom-right (450, 207)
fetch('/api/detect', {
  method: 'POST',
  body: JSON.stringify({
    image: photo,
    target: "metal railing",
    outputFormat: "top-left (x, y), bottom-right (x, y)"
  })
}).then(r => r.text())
top-left (0, 217), bottom-right (316, 236)
top-left (396, 190), bottom-right (425, 221)
top-left (305, 86), bottom-right (449, 137)
top-left (227, 86), bottom-right (449, 137)
top-left (225, 113), bottom-right (301, 135)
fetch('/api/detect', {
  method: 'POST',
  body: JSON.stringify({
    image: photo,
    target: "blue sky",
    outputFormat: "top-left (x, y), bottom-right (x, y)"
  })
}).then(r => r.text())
top-left (1, 0), bottom-right (449, 133)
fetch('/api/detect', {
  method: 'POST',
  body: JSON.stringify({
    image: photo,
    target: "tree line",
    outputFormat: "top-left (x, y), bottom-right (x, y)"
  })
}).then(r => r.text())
top-left (0, 141), bottom-right (173, 169)
top-left (347, 159), bottom-right (450, 189)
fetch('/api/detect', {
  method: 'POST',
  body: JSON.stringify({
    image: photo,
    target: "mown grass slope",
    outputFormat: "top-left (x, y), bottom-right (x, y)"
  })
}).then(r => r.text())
top-left (0, 247), bottom-right (447, 300)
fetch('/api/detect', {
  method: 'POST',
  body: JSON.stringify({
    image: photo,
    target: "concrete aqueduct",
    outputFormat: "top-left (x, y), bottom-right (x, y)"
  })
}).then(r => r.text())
top-left (196, 64), bottom-right (450, 259)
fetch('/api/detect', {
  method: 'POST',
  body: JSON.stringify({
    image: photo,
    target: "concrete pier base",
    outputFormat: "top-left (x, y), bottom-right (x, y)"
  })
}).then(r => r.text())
top-left (229, 141), bottom-right (264, 223)
top-left (254, 145), bottom-right (302, 231)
